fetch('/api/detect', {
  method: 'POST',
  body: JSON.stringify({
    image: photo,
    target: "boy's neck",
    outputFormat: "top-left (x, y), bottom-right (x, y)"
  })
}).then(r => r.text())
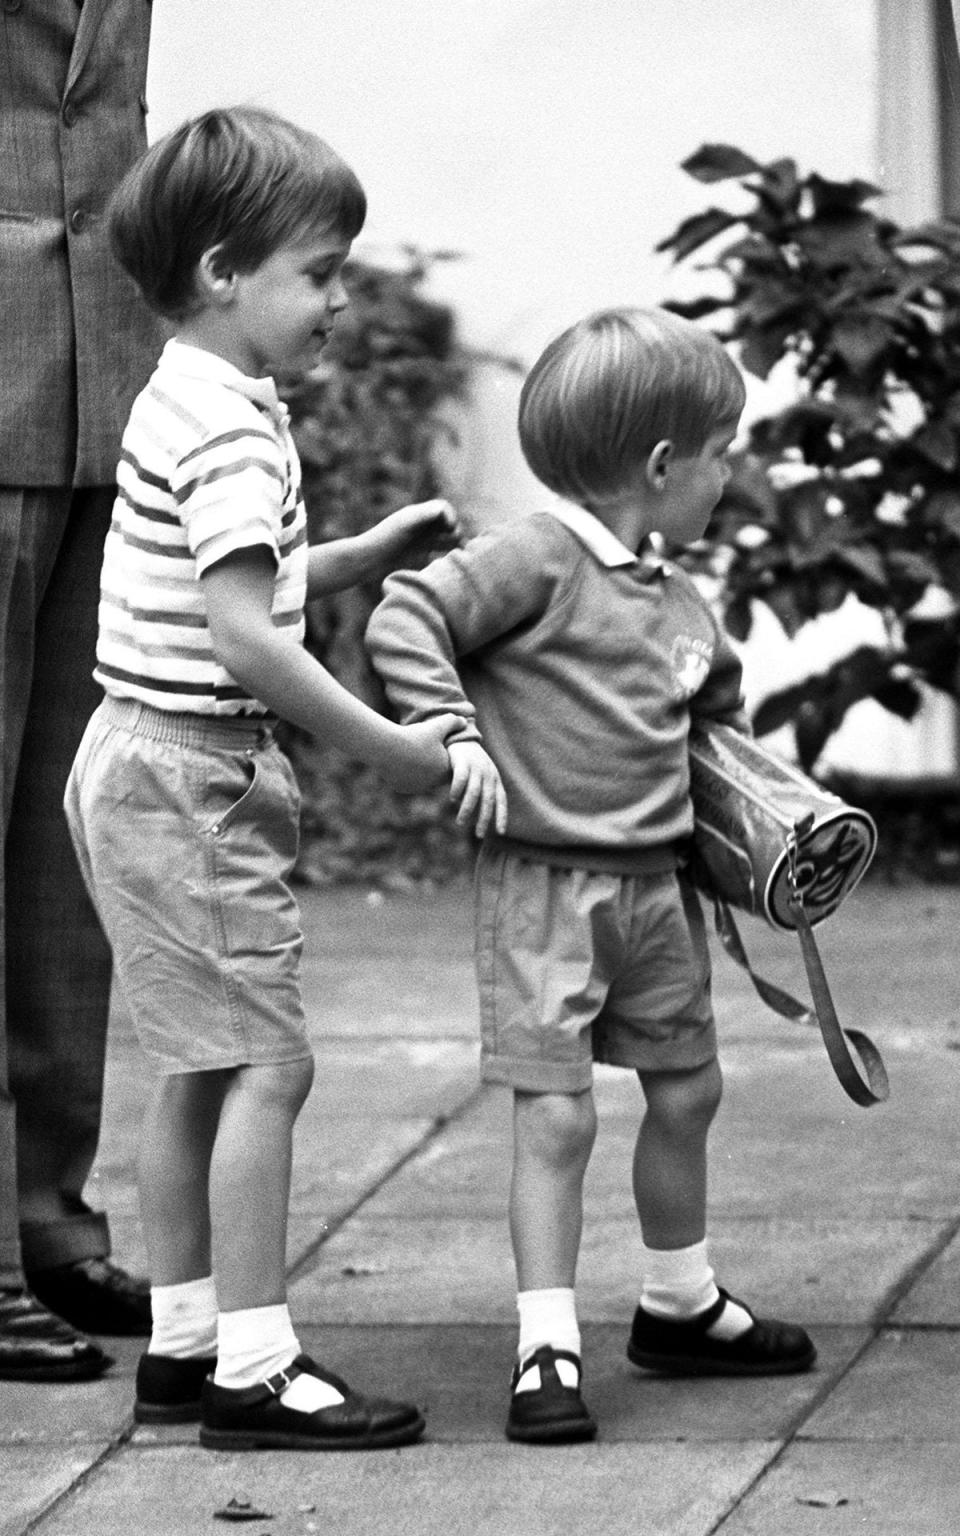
top-left (582, 493), bottom-right (655, 555)
top-left (174, 314), bottom-right (266, 380)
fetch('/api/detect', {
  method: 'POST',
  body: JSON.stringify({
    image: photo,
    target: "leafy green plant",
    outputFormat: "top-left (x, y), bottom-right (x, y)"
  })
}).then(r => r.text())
top-left (658, 143), bottom-right (960, 771)
top-left (279, 250), bottom-right (474, 886)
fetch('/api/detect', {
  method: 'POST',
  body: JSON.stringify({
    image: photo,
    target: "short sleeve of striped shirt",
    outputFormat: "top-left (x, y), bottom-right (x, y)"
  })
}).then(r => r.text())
top-left (171, 420), bottom-right (287, 575)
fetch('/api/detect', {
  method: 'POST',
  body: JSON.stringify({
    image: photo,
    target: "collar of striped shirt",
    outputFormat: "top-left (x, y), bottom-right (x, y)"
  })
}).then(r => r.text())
top-left (156, 339), bottom-right (290, 429)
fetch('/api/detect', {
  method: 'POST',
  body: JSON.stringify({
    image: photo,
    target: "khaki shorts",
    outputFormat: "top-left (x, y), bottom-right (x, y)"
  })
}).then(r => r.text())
top-left (65, 697), bottom-right (312, 1075)
top-left (475, 849), bottom-right (716, 1093)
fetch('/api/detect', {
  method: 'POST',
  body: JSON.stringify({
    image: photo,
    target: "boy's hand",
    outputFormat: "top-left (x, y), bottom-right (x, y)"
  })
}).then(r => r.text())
top-left (383, 498), bottom-right (463, 557)
top-left (447, 740), bottom-right (507, 838)
top-left (386, 712), bottom-right (463, 792)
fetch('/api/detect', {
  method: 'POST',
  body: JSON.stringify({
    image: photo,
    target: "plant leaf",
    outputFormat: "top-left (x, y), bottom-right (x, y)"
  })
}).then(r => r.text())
top-left (655, 207), bottom-right (740, 260)
top-left (923, 490), bottom-right (960, 538)
top-left (756, 158), bottom-right (802, 211)
top-left (794, 213), bottom-right (882, 268)
top-left (912, 422), bottom-right (958, 470)
top-left (662, 295), bottom-right (728, 322)
top-left (835, 546), bottom-right (888, 587)
top-left (831, 315), bottom-right (890, 372)
top-left (681, 144), bottom-right (762, 183)
top-left (736, 321), bottom-right (797, 379)
top-left (808, 173), bottom-right (882, 213)
top-left (873, 676), bottom-right (922, 719)
top-left (887, 549), bottom-right (943, 586)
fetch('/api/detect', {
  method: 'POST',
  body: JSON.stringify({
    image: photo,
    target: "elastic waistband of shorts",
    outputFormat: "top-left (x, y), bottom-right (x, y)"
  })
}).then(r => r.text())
top-left (97, 695), bottom-right (280, 750)
top-left (482, 832), bottom-right (679, 877)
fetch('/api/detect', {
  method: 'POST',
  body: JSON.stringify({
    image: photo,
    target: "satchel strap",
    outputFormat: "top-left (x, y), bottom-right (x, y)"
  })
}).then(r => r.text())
top-left (709, 893), bottom-right (889, 1108)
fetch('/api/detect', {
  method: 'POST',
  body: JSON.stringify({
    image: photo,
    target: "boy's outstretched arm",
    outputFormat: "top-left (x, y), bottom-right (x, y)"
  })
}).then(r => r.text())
top-left (307, 498), bottom-right (461, 597)
top-left (202, 547), bottom-right (458, 792)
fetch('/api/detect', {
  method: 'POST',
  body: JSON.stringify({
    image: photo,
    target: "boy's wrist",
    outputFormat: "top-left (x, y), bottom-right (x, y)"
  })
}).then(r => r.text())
top-left (443, 721), bottom-right (482, 747)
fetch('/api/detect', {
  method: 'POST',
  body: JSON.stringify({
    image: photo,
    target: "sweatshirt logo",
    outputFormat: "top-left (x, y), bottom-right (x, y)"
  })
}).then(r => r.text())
top-left (671, 634), bottom-right (712, 698)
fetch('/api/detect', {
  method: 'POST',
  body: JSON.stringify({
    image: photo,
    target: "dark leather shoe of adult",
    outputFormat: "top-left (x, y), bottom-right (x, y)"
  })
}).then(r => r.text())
top-left (0, 1286), bottom-right (112, 1382)
top-left (26, 1258), bottom-right (151, 1337)
top-left (199, 1354), bottom-right (426, 1451)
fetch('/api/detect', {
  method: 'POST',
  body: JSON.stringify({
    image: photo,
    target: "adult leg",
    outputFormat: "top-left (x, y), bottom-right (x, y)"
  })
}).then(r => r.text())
top-left (0, 487), bottom-right (108, 1378)
top-left (7, 486), bottom-right (149, 1333)
top-left (9, 488), bottom-right (112, 1254)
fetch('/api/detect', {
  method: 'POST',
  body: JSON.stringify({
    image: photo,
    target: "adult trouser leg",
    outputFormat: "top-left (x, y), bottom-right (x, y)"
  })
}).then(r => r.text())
top-left (3, 487), bottom-right (113, 1272)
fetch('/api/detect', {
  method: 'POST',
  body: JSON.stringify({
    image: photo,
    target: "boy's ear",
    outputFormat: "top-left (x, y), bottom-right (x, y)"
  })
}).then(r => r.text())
top-left (645, 439), bottom-right (673, 490)
top-left (195, 244), bottom-right (237, 305)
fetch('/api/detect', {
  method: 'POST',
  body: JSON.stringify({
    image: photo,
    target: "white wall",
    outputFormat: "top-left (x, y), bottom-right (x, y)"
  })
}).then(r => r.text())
top-left (147, 0), bottom-right (879, 519)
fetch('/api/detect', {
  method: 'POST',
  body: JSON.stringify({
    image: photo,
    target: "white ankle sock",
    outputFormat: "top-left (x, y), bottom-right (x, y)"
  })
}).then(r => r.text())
top-left (148, 1276), bottom-right (217, 1359)
top-left (515, 1287), bottom-right (581, 1391)
top-left (640, 1241), bottom-right (752, 1340)
top-left (214, 1303), bottom-right (345, 1411)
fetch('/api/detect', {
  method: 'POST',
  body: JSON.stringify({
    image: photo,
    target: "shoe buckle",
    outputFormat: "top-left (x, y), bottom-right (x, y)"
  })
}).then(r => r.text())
top-left (264, 1367), bottom-right (295, 1396)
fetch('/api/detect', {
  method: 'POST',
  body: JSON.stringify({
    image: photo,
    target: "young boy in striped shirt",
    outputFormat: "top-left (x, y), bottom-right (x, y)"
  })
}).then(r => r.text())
top-left (64, 107), bottom-right (479, 1451)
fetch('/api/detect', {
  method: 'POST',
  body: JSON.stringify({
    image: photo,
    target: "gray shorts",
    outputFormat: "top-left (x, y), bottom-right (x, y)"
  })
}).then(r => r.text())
top-left (65, 696), bottom-right (312, 1075)
top-left (475, 849), bottom-right (716, 1093)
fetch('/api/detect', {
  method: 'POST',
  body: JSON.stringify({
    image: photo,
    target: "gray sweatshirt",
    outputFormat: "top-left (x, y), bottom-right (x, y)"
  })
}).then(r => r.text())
top-left (366, 505), bottom-right (747, 863)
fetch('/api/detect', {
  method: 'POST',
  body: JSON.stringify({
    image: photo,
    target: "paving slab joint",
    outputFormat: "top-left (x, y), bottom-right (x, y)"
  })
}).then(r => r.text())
top-left (18, 1426), bottom-right (137, 1536)
top-left (285, 1082), bottom-right (487, 1285)
top-left (704, 1211), bottom-right (960, 1532)
top-left (872, 1210), bottom-right (960, 1325)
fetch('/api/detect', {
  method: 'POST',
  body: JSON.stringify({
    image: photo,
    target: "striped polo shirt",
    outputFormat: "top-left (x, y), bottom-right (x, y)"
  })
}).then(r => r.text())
top-left (95, 340), bottom-right (307, 715)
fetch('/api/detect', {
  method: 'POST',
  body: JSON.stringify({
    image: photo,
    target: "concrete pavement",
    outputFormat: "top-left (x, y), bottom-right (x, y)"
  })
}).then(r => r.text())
top-left (3, 875), bottom-right (960, 1535)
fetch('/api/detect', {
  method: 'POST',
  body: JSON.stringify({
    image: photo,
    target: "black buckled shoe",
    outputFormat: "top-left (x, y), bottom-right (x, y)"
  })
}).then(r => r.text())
top-left (0, 1286), bottom-right (112, 1382)
top-left (134, 1352), bottom-right (217, 1423)
top-left (627, 1287), bottom-right (816, 1376)
top-left (26, 1258), bottom-right (151, 1337)
top-left (505, 1346), bottom-right (597, 1444)
top-left (199, 1354), bottom-right (426, 1451)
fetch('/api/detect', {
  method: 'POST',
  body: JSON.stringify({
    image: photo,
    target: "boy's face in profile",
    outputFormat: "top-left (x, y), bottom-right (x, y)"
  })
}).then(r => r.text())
top-left (227, 231), bottom-right (352, 377)
top-left (653, 424), bottom-right (737, 546)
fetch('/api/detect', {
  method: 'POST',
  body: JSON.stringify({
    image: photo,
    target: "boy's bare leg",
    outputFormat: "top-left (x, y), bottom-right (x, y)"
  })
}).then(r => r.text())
top-left (504, 1088), bottom-right (599, 1442)
top-left (632, 1059), bottom-right (722, 1248)
top-left (209, 1059), bottom-right (314, 1311)
top-left (628, 1056), bottom-right (815, 1373)
top-left (138, 1070), bottom-right (230, 1286)
top-left (509, 1088), bottom-right (597, 1289)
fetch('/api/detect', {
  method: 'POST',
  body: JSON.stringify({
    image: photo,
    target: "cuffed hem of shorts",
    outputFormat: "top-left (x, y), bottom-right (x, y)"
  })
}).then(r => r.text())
top-left (480, 1052), bottom-right (595, 1094)
top-left (593, 1017), bottom-right (718, 1075)
top-left (144, 1044), bottom-right (315, 1076)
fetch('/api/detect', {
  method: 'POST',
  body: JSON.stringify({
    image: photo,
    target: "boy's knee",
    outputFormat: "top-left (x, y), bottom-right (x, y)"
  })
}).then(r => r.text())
top-left (641, 1058), bottom-right (722, 1133)
top-left (284, 1054), bottom-right (315, 1107)
top-left (515, 1088), bottom-right (597, 1168)
top-left (240, 1054), bottom-right (315, 1112)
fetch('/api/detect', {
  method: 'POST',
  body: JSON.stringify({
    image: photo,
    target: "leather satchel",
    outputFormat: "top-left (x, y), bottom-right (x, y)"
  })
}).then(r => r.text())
top-left (688, 722), bottom-right (889, 1107)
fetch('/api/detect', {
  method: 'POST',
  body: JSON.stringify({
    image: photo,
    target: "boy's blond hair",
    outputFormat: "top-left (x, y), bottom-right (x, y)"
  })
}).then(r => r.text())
top-left (518, 307), bottom-right (745, 505)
